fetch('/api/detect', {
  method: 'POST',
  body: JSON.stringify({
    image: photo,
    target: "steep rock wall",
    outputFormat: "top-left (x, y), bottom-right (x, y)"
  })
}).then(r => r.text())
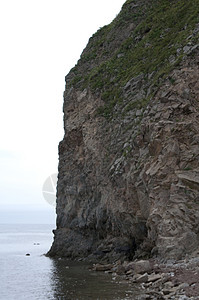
top-left (49, 0), bottom-right (199, 261)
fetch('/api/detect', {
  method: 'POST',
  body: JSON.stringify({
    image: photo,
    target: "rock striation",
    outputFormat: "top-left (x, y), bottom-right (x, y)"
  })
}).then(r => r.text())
top-left (48, 0), bottom-right (199, 261)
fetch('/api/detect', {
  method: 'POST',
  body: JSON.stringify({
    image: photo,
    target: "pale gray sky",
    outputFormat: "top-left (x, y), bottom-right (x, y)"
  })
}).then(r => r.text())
top-left (0, 0), bottom-right (125, 223)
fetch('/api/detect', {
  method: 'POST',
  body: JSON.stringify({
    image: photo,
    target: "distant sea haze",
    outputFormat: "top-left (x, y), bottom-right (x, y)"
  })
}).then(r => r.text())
top-left (0, 208), bottom-right (56, 224)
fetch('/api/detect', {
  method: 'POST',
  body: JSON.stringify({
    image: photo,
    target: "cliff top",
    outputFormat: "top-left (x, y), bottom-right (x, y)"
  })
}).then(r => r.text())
top-left (66, 0), bottom-right (199, 118)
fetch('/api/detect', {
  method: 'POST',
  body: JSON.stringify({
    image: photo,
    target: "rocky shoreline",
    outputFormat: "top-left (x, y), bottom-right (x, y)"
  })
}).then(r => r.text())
top-left (91, 254), bottom-right (199, 299)
top-left (50, 2), bottom-right (199, 298)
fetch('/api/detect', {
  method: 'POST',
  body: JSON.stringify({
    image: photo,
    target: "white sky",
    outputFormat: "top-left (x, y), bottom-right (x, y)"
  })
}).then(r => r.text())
top-left (0, 0), bottom-right (125, 220)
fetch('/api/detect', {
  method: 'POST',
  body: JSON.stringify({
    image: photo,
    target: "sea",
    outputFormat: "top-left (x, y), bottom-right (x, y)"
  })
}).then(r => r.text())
top-left (0, 224), bottom-right (141, 300)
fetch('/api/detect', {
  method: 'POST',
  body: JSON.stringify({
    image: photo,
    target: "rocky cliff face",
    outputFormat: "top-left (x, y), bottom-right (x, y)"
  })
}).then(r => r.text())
top-left (49, 0), bottom-right (199, 261)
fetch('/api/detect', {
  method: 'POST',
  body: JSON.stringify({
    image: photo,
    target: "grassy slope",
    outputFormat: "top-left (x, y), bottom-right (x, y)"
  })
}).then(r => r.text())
top-left (69, 0), bottom-right (199, 118)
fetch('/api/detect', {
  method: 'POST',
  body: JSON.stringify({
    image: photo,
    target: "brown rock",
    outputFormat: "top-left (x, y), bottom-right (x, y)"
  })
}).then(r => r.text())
top-left (48, 0), bottom-right (199, 262)
top-left (116, 265), bottom-right (126, 275)
top-left (147, 273), bottom-right (162, 283)
top-left (134, 260), bottom-right (152, 274)
top-left (135, 273), bottom-right (149, 283)
top-left (93, 263), bottom-right (113, 271)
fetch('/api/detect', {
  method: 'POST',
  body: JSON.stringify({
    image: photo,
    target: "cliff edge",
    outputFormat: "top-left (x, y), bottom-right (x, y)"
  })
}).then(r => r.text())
top-left (49, 0), bottom-right (199, 261)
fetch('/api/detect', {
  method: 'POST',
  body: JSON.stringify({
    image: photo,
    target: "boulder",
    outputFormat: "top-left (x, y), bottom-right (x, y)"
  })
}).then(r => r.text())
top-left (134, 260), bottom-right (152, 274)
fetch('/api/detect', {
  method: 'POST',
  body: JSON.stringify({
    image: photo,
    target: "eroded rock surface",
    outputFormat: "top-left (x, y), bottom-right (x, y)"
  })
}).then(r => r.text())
top-left (48, 0), bottom-right (199, 261)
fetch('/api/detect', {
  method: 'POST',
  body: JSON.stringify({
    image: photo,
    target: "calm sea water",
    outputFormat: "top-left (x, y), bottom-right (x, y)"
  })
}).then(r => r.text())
top-left (0, 224), bottom-right (140, 300)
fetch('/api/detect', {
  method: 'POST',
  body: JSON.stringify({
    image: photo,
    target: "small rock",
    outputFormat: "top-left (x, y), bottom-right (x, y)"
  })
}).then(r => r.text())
top-left (136, 109), bottom-right (142, 117)
top-left (136, 273), bottom-right (149, 283)
top-left (183, 45), bottom-right (191, 54)
top-left (93, 263), bottom-right (113, 271)
top-left (116, 265), bottom-right (126, 275)
top-left (148, 273), bottom-right (162, 283)
top-left (178, 296), bottom-right (190, 300)
top-left (126, 269), bottom-right (134, 276)
top-left (177, 47), bottom-right (182, 54)
top-left (26, 253), bottom-right (30, 256)
top-left (125, 261), bottom-right (135, 271)
top-left (162, 289), bottom-right (172, 295)
top-left (190, 44), bottom-right (199, 53)
top-left (179, 282), bottom-right (189, 289)
top-left (164, 281), bottom-right (174, 289)
top-left (123, 142), bottom-right (129, 149)
top-left (161, 90), bottom-right (170, 98)
top-left (117, 53), bottom-right (124, 58)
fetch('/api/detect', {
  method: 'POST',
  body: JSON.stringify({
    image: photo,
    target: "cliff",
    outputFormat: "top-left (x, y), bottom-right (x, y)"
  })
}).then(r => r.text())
top-left (49, 0), bottom-right (199, 261)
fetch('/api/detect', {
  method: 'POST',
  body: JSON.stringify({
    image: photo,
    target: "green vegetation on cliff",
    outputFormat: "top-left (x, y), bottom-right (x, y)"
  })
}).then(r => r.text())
top-left (51, 0), bottom-right (199, 263)
top-left (69, 0), bottom-right (199, 118)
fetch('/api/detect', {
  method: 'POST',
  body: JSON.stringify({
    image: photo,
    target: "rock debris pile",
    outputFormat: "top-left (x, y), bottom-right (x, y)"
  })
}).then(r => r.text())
top-left (93, 255), bottom-right (199, 299)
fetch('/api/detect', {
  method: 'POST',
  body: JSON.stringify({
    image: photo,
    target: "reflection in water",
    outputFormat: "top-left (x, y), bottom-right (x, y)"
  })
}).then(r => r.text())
top-left (0, 224), bottom-right (142, 300)
top-left (49, 258), bottom-right (139, 300)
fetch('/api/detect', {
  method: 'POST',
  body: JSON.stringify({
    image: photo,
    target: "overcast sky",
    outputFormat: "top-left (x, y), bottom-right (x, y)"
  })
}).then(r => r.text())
top-left (0, 0), bottom-right (125, 223)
